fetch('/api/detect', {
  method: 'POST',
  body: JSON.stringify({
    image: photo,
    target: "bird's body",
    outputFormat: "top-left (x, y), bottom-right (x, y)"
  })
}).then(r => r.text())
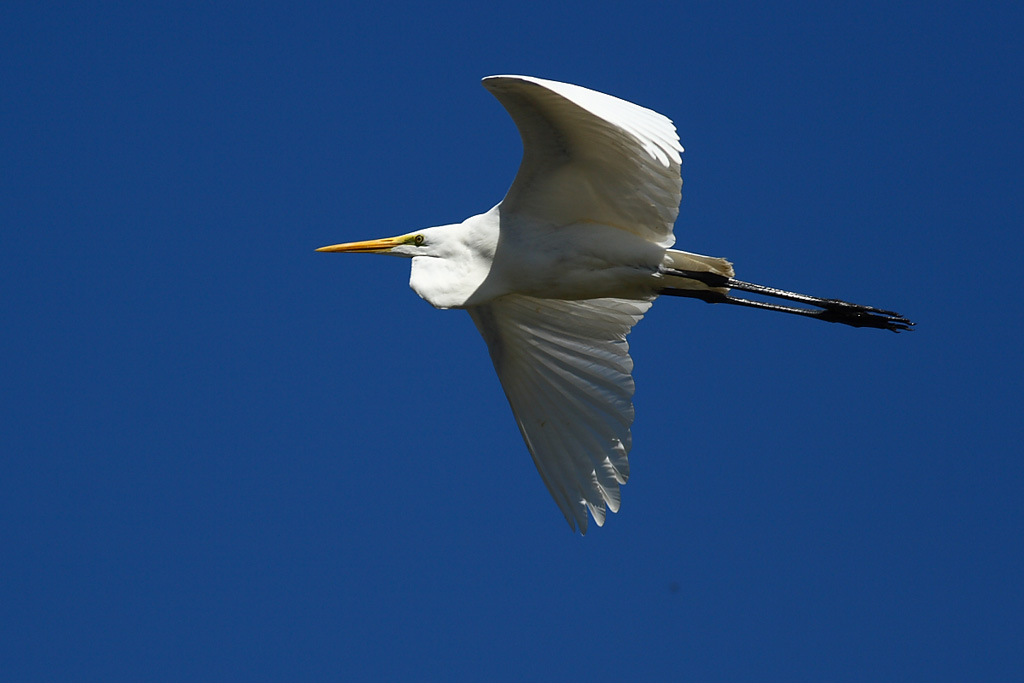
top-left (411, 209), bottom-right (687, 307)
top-left (319, 75), bottom-right (911, 533)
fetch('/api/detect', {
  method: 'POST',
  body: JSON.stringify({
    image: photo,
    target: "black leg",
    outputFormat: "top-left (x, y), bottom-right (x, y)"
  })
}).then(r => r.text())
top-left (659, 267), bottom-right (914, 332)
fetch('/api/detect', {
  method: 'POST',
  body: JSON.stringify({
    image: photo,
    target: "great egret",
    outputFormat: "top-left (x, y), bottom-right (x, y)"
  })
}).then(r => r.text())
top-left (318, 75), bottom-right (912, 533)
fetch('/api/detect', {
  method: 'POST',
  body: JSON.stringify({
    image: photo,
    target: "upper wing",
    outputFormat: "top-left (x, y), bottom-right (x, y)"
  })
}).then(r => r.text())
top-left (483, 75), bottom-right (682, 248)
top-left (468, 294), bottom-right (651, 533)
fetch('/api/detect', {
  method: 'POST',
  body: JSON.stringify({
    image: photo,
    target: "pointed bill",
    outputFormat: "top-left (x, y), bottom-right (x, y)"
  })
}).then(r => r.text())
top-left (316, 236), bottom-right (408, 253)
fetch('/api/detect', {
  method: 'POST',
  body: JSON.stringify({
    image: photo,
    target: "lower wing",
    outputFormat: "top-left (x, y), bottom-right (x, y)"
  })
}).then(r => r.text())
top-left (468, 295), bottom-right (651, 533)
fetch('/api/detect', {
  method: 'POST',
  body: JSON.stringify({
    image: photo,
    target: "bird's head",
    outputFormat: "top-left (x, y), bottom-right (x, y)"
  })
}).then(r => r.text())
top-left (317, 221), bottom-right (496, 309)
top-left (316, 231), bottom-right (430, 257)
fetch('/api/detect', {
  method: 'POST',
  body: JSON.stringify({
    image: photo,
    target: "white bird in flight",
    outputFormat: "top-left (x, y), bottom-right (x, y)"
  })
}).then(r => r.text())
top-left (318, 75), bottom-right (912, 533)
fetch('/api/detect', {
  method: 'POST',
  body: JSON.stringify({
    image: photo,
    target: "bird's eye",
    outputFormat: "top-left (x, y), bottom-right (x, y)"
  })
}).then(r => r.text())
top-left (413, 234), bottom-right (425, 246)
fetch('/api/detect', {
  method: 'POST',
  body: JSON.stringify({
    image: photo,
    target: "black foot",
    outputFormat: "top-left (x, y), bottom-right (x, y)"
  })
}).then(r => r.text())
top-left (811, 301), bottom-right (914, 332)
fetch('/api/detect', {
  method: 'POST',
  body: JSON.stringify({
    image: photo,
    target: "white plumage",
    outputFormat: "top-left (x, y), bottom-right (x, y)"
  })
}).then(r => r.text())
top-left (318, 75), bottom-right (911, 533)
top-left (484, 76), bottom-right (682, 248)
top-left (469, 295), bottom-right (650, 531)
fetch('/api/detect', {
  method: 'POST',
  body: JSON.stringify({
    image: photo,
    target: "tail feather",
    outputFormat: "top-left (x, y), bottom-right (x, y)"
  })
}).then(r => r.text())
top-left (661, 249), bottom-right (734, 295)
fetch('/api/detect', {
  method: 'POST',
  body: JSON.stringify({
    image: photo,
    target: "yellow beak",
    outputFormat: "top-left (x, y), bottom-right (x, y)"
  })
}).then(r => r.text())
top-left (316, 236), bottom-right (407, 254)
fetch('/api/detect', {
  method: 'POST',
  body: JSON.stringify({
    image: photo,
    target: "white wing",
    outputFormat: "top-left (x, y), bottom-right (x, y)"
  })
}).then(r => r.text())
top-left (468, 294), bottom-right (651, 533)
top-left (483, 75), bottom-right (682, 248)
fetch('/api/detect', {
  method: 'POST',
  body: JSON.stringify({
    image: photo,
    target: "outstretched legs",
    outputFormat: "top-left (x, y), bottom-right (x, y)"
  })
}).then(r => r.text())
top-left (659, 267), bottom-right (914, 332)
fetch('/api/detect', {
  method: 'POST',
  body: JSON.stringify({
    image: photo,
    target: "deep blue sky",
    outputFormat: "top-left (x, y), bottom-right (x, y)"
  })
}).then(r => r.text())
top-left (3, 2), bottom-right (1022, 680)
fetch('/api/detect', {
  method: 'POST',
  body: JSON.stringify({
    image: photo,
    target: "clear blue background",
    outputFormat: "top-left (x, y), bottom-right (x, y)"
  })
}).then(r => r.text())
top-left (3, 1), bottom-right (1021, 680)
